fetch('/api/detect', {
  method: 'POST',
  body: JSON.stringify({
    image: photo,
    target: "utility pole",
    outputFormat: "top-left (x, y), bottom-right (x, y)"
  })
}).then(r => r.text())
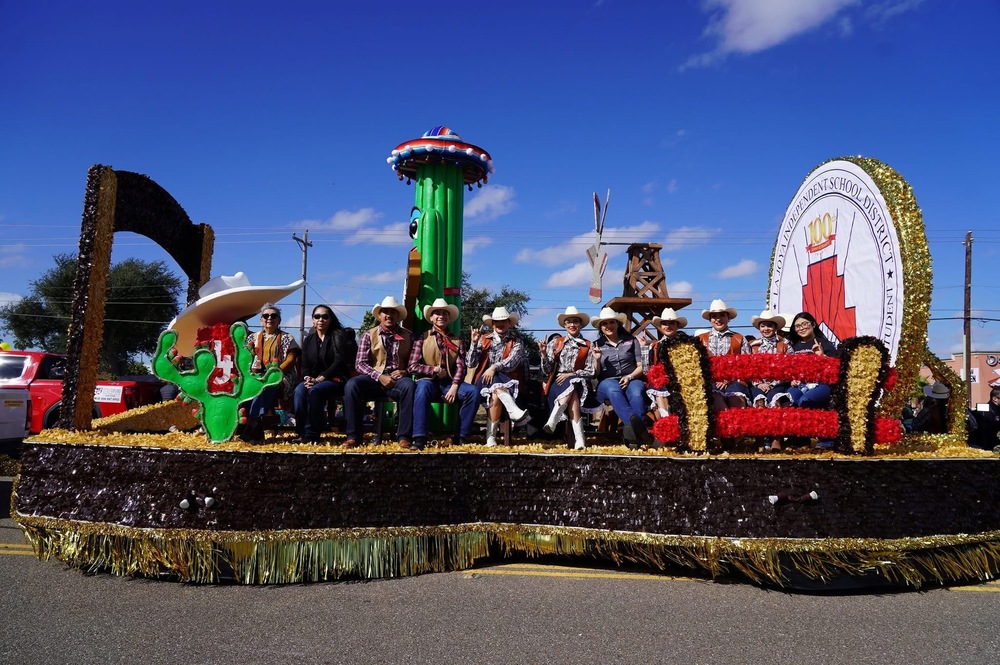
top-left (293, 230), bottom-right (313, 343)
top-left (964, 231), bottom-right (973, 408)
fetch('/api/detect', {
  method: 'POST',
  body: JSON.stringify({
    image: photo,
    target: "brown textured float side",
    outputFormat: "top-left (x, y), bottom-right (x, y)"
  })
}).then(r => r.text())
top-left (14, 442), bottom-right (1000, 540)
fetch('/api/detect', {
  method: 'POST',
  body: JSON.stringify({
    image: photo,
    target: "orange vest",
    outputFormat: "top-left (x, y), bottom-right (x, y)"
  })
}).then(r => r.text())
top-left (543, 336), bottom-right (590, 396)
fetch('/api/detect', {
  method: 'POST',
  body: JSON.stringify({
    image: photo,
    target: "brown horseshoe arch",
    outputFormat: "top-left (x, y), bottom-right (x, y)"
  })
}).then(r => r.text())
top-left (59, 165), bottom-right (215, 430)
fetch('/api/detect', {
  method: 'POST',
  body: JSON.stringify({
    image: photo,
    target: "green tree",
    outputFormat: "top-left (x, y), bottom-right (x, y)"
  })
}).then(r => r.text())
top-left (0, 253), bottom-right (183, 376)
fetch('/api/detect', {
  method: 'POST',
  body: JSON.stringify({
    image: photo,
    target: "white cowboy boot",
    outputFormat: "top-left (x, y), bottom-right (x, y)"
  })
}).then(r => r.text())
top-left (485, 419), bottom-right (499, 448)
top-left (543, 401), bottom-right (568, 433)
top-left (497, 391), bottom-right (530, 426)
top-left (571, 419), bottom-right (586, 450)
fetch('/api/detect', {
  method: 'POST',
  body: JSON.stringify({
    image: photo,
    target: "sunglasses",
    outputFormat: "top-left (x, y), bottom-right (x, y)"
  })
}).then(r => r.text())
top-left (313, 314), bottom-right (331, 320)
top-left (261, 313), bottom-right (280, 320)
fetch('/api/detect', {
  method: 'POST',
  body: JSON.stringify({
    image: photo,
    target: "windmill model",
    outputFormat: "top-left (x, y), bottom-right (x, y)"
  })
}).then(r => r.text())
top-left (588, 190), bottom-right (692, 338)
top-left (588, 190), bottom-right (610, 304)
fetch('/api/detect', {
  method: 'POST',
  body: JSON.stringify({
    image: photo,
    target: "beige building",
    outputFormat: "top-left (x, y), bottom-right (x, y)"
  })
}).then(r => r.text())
top-left (938, 352), bottom-right (1000, 408)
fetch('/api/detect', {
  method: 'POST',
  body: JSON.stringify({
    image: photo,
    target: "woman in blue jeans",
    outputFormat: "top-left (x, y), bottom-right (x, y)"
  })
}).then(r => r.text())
top-left (785, 311), bottom-right (838, 447)
top-left (591, 307), bottom-right (649, 449)
top-left (293, 305), bottom-right (357, 443)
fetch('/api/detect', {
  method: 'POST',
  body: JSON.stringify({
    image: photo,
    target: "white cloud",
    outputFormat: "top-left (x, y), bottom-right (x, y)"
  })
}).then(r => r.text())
top-left (666, 179), bottom-right (679, 194)
top-left (0, 291), bottom-right (23, 306)
top-left (866, 0), bottom-right (925, 23)
top-left (295, 207), bottom-right (381, 231)
top-left (667, 281), bottom-right (694, 298)
top-left (516, 221), bottom-right (661, 267)
top-left (662, 225), bottom-right (722, 251)
top-left (641, 181), bottom-right (658, 194)
top-left (545, 262), bottom-right (593, 288)
top-left (717, 259), bottom-right (758, 279)
top-left (352, 271), bottom-right (402, 284)
top-left (463, 236), bottom-right (493, 254)
top-left (466, 185), bottom-right (516, 222)
top-left (346, 222), bottom-right (412, 245)
top-left (545, 262), bottom-right (625, 292)
top-left (682, 0), bottom-right (859, 69)
top-left (0, 243), bottom-right (30, 269)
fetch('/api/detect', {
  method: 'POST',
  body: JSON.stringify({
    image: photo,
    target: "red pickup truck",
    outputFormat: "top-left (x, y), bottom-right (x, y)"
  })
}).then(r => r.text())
top-left (0, 350), bottom-right (165, 434)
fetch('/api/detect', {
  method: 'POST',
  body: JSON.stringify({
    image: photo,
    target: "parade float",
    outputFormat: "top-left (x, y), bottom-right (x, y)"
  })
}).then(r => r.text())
top-left (11, 134), bottom-right (999, 589)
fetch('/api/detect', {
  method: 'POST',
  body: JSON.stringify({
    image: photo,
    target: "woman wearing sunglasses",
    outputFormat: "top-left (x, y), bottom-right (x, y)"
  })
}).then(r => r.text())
top-left (241, 303), bottom-right (300, 442)
top-left (786, 311), bottom-right (838, 449)
top-left (293, 305), bottom-right (358, 443)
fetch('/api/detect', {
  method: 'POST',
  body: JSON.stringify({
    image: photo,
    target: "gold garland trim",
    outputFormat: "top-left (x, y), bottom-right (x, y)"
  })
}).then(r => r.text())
top-left (14, 512), bottom-right (1000, 588)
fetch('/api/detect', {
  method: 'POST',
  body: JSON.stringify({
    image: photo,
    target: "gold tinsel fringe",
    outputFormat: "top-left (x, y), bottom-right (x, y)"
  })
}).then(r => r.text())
top-left (13, 513), bottom-right (1000, 588)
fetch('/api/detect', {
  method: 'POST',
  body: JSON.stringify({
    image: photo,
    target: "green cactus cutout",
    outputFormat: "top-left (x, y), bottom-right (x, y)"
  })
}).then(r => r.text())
top-left (153, 322), bottom-right (283, 443)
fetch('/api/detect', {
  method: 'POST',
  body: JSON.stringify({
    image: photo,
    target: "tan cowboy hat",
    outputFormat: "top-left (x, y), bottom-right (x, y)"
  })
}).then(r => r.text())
top-left (701, 299), bottom-right (738, 321)
top-left (652, 307), bottom-right (688, 329)
top-left (591, 306), bottom-right (627, 329)
top-left (422, 297), bottom-right (459, 322)
top-left (751, 310), bottom-right (786, 330)
top-left (373, 295), bottom-right (407, 319)
top-left (167, 272), bottom-right (304, 355)
top-left (924, 382), bottom-right (950, 399)
top-left (483, 305), bottom-right (519, 326)
top-left (556, 306), bottom-right (590, 328)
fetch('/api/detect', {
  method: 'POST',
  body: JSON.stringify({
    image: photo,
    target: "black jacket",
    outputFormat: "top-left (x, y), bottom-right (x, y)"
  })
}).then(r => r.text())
top-left (299, 327), bottom-right (357, 382)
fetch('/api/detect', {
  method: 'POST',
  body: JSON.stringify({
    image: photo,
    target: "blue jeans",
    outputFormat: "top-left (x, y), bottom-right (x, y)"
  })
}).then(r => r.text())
top-left (413, 378), bottom-right (480, 439)
top-left (788, 383), bottom-right (831, 408)
top-left (596, 377), bottom-right (648, 423)
top-left (344, 375), bottom-right (415, 440)
top-left (293, 379), bottom-right (345, 439)
top-left (246, 384), bottom-right (280, 420)
top-left (789, 383), bottom-right (833, 447)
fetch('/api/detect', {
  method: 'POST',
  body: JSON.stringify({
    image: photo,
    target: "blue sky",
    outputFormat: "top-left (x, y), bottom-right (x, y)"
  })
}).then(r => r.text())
top-left (2, 0), bottom-right (999, 358)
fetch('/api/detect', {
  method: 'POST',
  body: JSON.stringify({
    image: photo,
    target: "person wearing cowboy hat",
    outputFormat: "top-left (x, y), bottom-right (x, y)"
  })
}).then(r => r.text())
top-left (343, 296), bottom-right (416, 449)
top-left (644, 307), bottom-right (689, 419)
top-left (696, 299), bottom-right (751, 412)
top-left (538, 306), bottom-right (597, 450)
top-left (591, 307), bottom-right (649, 449)
top-left (747, 310), bottom-right (792, 408)
top-left (407, 297), bottom-right (480, 449)
top-left (913, 380), bottom-right (950, 435)
top-left (240, 302), bottom-right (301, 443)
top-left (746, 310), bottom-right (791, 452)
top-left (467, 305), bottom-right (531, 447)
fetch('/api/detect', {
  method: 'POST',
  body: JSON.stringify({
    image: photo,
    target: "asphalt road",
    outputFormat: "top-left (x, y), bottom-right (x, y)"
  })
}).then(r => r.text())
top-left (1, 515), bottom-right (999, 665)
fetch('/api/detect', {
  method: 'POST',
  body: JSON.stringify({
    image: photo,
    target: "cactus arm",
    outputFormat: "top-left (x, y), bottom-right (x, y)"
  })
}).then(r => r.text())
top-left (230, 322), bottom-right (283, 401)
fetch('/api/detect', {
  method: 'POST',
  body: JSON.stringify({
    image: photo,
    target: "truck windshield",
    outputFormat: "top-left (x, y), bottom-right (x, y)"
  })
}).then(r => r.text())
top-left (0, 355), bottom-right (28, 381)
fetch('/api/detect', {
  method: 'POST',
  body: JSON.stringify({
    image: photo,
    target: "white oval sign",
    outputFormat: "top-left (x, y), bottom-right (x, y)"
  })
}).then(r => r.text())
top-left (769, 160), bottom-right (904, 363)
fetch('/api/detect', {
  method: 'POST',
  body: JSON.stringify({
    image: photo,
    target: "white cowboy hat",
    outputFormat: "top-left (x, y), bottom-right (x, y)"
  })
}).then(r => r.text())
top-left (778, 312), bottom-right (794, 333)
top-left (701, 299), bottom-right (738, 321)
top-left (556, 306), bottom-right (590, 328)
top-left (483, 305), bottom-right (519, 326)
top-left (652, 307), bottom-right (688, 329)
top-left (422, 297), bottom-right (459, 322)
top-left (373, 295), bottom-right (407, 320)
top-left (750, 310), bottom-right (786, 331)
top-left (167, 272), bottom-right (304, 355)
top-left (924, 382), bottom-right (951, 399)
top-left (591, 306), bottom-right (627, 329)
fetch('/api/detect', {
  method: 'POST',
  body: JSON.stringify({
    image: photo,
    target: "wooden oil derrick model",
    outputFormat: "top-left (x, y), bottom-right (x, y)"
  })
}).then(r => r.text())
top-left (605, 243), bottom-right (691, 339)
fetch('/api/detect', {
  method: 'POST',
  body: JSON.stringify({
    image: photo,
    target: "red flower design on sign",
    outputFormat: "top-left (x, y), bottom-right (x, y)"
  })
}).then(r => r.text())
top-left (802, 256), bottom-right (856, 344)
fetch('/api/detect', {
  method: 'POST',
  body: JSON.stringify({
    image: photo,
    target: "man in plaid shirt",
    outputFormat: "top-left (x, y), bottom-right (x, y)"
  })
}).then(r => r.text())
top-left (407, 298), bottom-right (480, 449)
top-left (343, 296), bottom-right (416, 448)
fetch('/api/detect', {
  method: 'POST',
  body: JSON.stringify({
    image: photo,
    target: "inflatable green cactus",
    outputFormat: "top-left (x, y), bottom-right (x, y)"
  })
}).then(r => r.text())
top-left (153, 322), bottom-right (282, 443)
